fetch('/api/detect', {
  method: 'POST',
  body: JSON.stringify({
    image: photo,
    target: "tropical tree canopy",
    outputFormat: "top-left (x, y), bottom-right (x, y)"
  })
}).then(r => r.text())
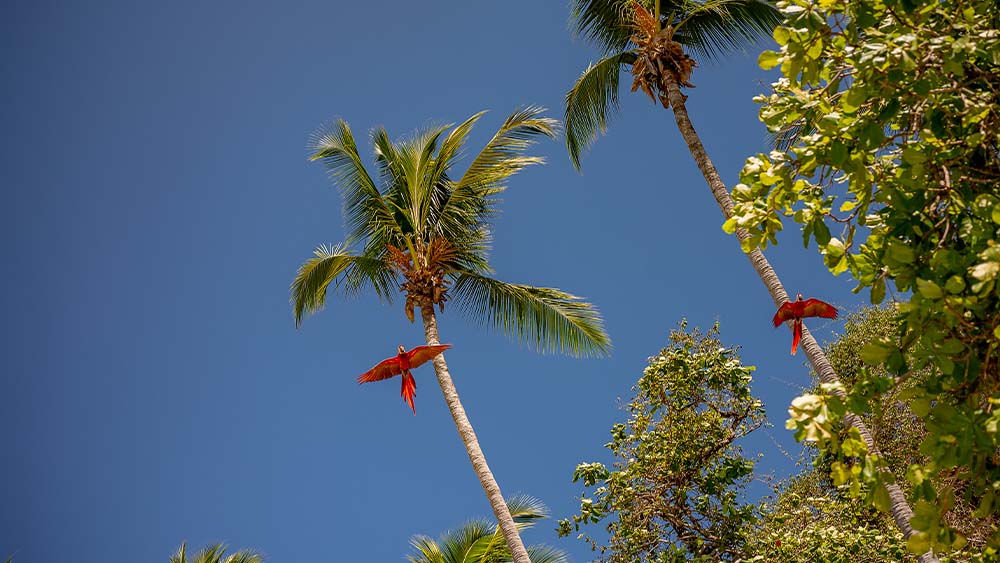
top-left (559, 322), bottom-right (764, 563)
top-left (406, 495), bottom-right (569, 563)
top-left (564, 0), bottom-right (781, 167)
top-left (729, 0), bottom-right (1000, 554)
top-left (291, 107), bottom-right (610, 357)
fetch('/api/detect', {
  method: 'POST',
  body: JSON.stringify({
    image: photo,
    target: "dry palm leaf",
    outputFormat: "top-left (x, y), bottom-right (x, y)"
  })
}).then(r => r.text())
top-left (629, 1), bottom-right (697, 109)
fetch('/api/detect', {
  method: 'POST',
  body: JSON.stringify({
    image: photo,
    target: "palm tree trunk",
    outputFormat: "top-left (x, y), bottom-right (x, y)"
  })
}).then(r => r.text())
top-left (419, 306), bottom-right (532, 563)
top-left (660, 70), bottom-right (937, 563)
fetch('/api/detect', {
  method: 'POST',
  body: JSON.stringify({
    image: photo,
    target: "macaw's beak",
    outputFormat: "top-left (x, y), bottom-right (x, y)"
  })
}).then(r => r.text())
top-left (398, 344), bottom-right (406, 354)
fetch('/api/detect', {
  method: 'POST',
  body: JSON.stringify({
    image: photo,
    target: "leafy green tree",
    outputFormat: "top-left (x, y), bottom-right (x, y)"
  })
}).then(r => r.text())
top-left (291, 107), bottom-right (611, 563)
top-left (751, 307), bottom-right (992, 561)
top-left (748, 470), bottom-right (910, 562)
top-left (170, 543), bottom-right (263, 563)
top-left (730, 0), bottom-right (1000, 554)
top-left (558, 322), bottom-right (764, 562)
top-left (564, 0), bottom-right (924, 554)
top-left (407, 495), bottom-right (569, 563)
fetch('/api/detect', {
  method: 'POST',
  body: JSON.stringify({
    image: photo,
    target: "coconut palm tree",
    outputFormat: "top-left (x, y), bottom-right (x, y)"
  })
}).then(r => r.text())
top-left (291, 106), bottom-right (610, 563)
top-left (170, 543), bottom-right (263, 563)
top-left (407, 495), bottom-right (569, 563)
top-left (563, 2), bottom-right (934, 561)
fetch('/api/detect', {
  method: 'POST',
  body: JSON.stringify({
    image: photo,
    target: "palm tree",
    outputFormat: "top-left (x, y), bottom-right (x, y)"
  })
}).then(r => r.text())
top-left (563, 2), bottom-right (935, 561)
top-left (170, 543), bottom-right (264, 563)
top-left (407, 495), bottom-right (569, 563)
top-left (291, 106), bottom-right (611, 563)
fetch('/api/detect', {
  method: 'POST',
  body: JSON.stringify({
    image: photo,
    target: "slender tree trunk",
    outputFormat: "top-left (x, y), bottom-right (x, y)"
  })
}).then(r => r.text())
top-left (418, 306), bottom-right (532, 563)
top-left (660, 70), bottom-right (937, 563)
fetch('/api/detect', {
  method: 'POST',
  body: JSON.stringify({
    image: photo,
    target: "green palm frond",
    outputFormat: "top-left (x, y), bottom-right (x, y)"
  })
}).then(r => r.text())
top-left (169, 543), bottom-right (264, 563)
top-left (406, 498), bottom-right (566, 563)
top-left (170, 543), bottom-right (188, 563)
top-left (457, 106), bottom-right (557, 194)
top-left (407, 536), bottom-right (447, 563)
top-left (432, 107), bottom-right (556, 264)
top-left (453, 273), bottom-right (611, 357)
top-left (672, 0), bottom-right (780, 62)
top-left (571, 0), bottom-right (635, 52)
top-left (567, 0), bottom-right (779, 167)
top-left (565, 52), bottom-right (633, 170)
top-left (222, 551), bottom-right (265, 563)
top-left (290, 244), bottom-right (396, 326)
top-left (505, 494), bottom-right (549, 525)
top-left (310, 120), bottom-right (403, 245)
top-left (526, 545), bottom-right (571, 563)
top-left (573, 0), bottom-right (777, 56)
top-left (442, 521), bottom-right (496, 563)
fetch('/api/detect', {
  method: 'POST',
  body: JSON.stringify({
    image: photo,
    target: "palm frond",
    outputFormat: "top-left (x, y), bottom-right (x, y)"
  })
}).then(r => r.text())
top-left (457, 106), bottom-right (557, 194)
top-left (437, 520), bottom-right (495, 563)
top-left (573, 0), bottom-right (778, 59)
top-left (452, 273), bottom-right (611, 357)
top-left (429, 108), bottom-right (556, 258)
top-left (671, 0), bottom-right (780, 62)
top-left (407, 535), bottom-right (447, 563)
top-left (290, 244), bottom-right (396, 326)
top-left (564, 52), bottom-right (633, 170)
top-left (571, 0), bottom-right (635, 52)
top-left (310, 120), bottom-right (403, 245)
top-left (170, 543), bottom-right (188, 563)
top-left (505, 494), bottom-right (549, 525)
top-left (223, 550), bottom-right (265, 563)
top-left (525, 545), bottom-right (572, 563)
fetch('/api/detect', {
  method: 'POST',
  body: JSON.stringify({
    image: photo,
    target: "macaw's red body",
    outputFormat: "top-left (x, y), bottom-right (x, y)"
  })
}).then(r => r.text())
top-left (357, 344), bottom-right (452, 414)
top-left (772, 294), bottom-right (838, 355)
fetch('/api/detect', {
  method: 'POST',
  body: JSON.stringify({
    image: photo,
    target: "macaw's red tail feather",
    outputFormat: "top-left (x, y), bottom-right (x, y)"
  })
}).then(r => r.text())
top-left (400, 372), bottom-right (417, 414)
top-left (791, 322), bottom-right (802, 355)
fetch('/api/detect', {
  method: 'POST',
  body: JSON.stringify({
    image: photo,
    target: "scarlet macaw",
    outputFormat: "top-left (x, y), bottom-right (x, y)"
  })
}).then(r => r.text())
top-left (357, 344), bottom-right (452, 414)
top-left (772, 294), bottom-right (837, 355)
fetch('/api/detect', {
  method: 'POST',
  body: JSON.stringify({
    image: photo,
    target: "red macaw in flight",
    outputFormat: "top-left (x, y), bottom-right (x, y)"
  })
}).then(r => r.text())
top-left (357, 344), bottom-right (452, 414)
top-left (772, 294), bottom-right (838, 355)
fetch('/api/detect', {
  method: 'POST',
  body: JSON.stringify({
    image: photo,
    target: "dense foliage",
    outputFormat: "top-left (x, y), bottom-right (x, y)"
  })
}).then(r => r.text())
top-left (558, 323), bottom-right (764, 562)
top-left (727, 0), bottom-right (1000, 553)
top-left (561, 312), bottom-right (993, 561)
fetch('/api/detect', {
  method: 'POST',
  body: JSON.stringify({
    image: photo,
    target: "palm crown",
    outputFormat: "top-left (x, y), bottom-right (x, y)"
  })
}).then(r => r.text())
top-left (407, 495), bottom-right (569, 563)
top-left (565, 0), bottom-right (780, 168)
top-left (292, 107), bottom-right (610, 357)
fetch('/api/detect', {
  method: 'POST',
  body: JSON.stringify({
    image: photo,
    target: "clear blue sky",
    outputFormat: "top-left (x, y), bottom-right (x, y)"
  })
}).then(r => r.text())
top-left (2, 2), bottom-right (860, 562)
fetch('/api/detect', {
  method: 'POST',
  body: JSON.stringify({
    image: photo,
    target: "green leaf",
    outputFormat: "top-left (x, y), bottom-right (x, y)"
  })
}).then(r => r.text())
top-left (758, 50), bottom-right (780, 70)
top-left (916, 279), bottom-right (943, 299)
top-left (860, 342), bottom-right (891, 365)
top-left (773, 26), bottom-right (789, 45)
top-left (873, 484), bottom-right (892, 513)
top-left (906, 533), bottom-right (931, 554)
top-left (871, 277), bottom-right (886, 304)
top-left (886, 241), bottom-right (915, 265)
top-left (813, 218), bottom-right (832, 246)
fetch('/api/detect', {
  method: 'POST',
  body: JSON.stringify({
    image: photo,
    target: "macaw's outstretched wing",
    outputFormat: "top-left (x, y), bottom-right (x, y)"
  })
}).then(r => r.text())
top-left (405, 344), bottom-right (452, 368)
top-left (357, 356), bottom-right (403, 384)
top-left (772, 302), bottom-right (799, 327)
top-left (800, 299), bottom-right (838, 320)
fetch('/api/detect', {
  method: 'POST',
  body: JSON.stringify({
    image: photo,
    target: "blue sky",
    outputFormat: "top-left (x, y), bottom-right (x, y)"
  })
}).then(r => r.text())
top-left (2, 2), bottom-right (861, 562)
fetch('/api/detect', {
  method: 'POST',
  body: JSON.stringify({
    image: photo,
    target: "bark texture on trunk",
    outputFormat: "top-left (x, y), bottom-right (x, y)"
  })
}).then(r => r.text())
top-left (661, 70), bottom-right (936, 563)
top-left (419, 306), bottom-right (531, 563)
